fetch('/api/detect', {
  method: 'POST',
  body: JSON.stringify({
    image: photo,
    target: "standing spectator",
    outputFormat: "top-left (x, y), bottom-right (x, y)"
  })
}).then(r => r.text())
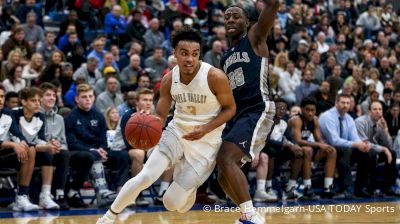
top-left (95, 76), bottom-right (124, 114)
top-left (143, 18), bottom-right (165, 57)
top-left (39, 83), bottom-right (71, 209)
top-left (319, 94), bottom-right (369, 199)
top-left (65, 84), bottom-right (129, 208)
top-left (355, 101), bottom-right (398, 196)
top-left (36, 31), bottom-right (59, 62)
top-left (0, 85), bottom-right (37, 211)
top-left (22, 53), bottom-right (44, 86)
top-left (203, 40), bottom-right (223, 69)
top-left (2, 25), bottom-right (32, 64)
top-left (144, 47), bottom-right (168, 83)
top-left (3, 64), bottom-right (26, 93)
top-left (105, 5), bottom-right (127, 46)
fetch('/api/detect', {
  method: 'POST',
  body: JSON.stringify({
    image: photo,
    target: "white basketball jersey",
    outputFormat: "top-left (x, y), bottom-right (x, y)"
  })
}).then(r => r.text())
top-left (168, 62), bottom-right (225, 142)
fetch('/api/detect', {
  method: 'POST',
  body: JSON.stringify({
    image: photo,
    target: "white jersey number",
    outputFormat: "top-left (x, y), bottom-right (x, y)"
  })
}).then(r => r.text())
top-left (227, 67), bottom-right (245, 89)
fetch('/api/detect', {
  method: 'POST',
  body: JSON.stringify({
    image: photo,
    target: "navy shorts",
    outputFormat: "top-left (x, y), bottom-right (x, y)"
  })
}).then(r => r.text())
top-left (222, 102), bottom-right (275, 162)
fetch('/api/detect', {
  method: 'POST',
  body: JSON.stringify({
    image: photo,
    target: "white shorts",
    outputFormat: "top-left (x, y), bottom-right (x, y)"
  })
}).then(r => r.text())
top-left (152, 129), bottom-right (220, 190)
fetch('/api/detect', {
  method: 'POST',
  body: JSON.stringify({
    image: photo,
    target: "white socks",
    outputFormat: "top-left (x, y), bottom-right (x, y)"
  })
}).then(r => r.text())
top-left (159, 181), bottom-right (170, 196)
top-left (256, 180), bottom-right (266, 191)
top-left (266, 180), bottom-right (272, 189)
top-left (304, 179), bottom-right (312, 188)
top-left (286, 179), bottom-right (297, 191)
top-left (68, 189), bottom-right (79, 198)
top-left (41, 185), bottom-right (51, 195)
top-left (240, 200), bottom-right (255, 215)
top-left (324, 177), bottom-right (333, 189)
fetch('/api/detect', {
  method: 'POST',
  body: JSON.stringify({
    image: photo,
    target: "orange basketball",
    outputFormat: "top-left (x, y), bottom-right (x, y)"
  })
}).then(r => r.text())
top-left (124, 113), bottom-right (162, 150)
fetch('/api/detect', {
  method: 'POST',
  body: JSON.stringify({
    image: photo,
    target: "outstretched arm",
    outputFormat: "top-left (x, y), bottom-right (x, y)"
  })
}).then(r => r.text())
top-left (248, 0), bottom-right (279, 56)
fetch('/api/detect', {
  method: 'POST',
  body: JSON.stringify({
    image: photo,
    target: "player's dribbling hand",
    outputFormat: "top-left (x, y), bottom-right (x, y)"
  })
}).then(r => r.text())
top-left (182, 125), bottom-right (208, 141)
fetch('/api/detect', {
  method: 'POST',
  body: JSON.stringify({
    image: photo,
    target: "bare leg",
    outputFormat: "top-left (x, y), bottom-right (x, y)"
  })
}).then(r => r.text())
top-left (129, 149), bottom-right (145, 177)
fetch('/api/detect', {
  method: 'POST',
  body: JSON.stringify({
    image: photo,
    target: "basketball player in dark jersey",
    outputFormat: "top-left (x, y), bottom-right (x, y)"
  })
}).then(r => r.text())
top-left (217, 1), bottom-right (279, 223)
top-left (288, 97), bottom-right (337, 199)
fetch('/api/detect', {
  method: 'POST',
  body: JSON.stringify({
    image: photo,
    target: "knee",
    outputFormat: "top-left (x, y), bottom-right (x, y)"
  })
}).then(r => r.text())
top-left (163, 189), bottom-right (179, 211)
top-left (28, 147), bottom-right (36, 161)
top-left (259, 152), bottom-right (268, 164)
top-left (303, 147), bottom-right (313, 159)
top-left (329, 148), bottom-right (337, 159)
top-left (129, 150), bottom-right (145, 163)
top-left (162, 183), bottom-right (189, 212)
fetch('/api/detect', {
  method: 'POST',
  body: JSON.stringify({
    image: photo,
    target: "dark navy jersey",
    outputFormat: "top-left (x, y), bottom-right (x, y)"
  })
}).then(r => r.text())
top-left (299, 115), bottom-right (315, 141)
top-left (221, 35), bottom-right (270, 114)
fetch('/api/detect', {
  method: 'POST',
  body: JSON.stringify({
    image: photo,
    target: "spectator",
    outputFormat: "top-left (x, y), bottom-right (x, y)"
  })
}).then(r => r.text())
top-left (13, 87), bottom-right (61, 210)
top-left (36, 31), bottom-right (59, 62)
top-left (159, 0), bottom-right (181, 29)
top-left (94, 66), bottom-right (121, 96)
top-left (73, 56), bottom-right (102, 87)
top-left (144, 47), bottom-right (168, 83)
top-left (58, 10), bottom-right (85, 48)
top-left (104, 106), bottom-right (120, 148)
top-left (356, 4), bottom-right (381, 39)
top-left (143, 18), bottom-right (165, 57)
top-left (2, 25), bottom-right (32, 63)
top-left (21, 12), bottom-right (44, 50)
top-left (0, 85), bottom-right (37, 211)
top-left (278, 61), bottom-right (301, 106)
top-left (99, 52), bottom-right (120, 75)
top-left (22, 53), bottom-right (44, 86)
top-left (309, 81), bottom-right (334, 116)
top-left (385, 102), bottom-right (400, 138)
top-left (65, 84), bottom-right (129, 208)
top-left (59, 32), bottom-right (81, 57)
top-left (355, 101), bottom-right (398, 197)
top-left (15, 0), bottom-right (43, 26)
top-left (95, 76), bottom-right (124, 114)
top-left (316, 32), bottom-right (329, 54)
top-left (105, 5), bottom-right (127, 46)
top-left (319, 94), bottom-right (369, 199)
top-left (203, 40), bottom-right (223, 69)
top-left (1, 49), bottom-right (22, 81)
top-left (5, 91), bottom-right (19, 109)
top-left (135, 71), bottom-right (151, 92)
top-left (3, 64), bottom-right (26, 93)
top-left (39, 83), bottom-right (71, 210)
top-left (119, 54), bottom-right (142, 88)
top-left (87, 38), bottom-right (107, 69)
top-left (117, 90), bottom-right (137, 116)
top-left (59, 62), bottom-right (74, 97)
top-left (294, 67), bottom-right (317, 103)
top-left (64, 74), bottom-right (87, 109)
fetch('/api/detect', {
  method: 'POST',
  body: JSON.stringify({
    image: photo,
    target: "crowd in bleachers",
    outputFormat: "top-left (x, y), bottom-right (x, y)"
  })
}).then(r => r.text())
top-left (0, 0), bottom-right (400, 212)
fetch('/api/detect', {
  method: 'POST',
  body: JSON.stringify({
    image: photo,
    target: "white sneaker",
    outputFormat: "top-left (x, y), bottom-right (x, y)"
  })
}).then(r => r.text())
top-left (253, 190), bottom-right (269, 202)
top-left (96, 214), bottom-right (115, 224)
top-left (235, 211), bottom-right (265, 224)
top-left (39, 193), bottom-right (60, 210)
top-left (265, 188), bottom-right (278, 201)
top-left (13, 195), bottom-right (40, 211)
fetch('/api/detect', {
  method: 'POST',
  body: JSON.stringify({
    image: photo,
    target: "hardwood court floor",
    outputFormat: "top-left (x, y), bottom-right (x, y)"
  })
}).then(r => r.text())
top-left (1, 201), bottom-right (400, 224)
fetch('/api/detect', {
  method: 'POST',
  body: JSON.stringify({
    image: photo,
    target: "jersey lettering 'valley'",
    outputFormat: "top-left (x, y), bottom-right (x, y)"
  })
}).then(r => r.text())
top-left (172, 93), bottom-right (207, 104)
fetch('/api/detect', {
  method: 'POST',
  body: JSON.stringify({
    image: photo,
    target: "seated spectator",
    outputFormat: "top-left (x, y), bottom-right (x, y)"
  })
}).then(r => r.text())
top-left (15, 0), bottom-right (43, 26)
top-left (21, 12), bottom-right (44, 50)
top-left (5, 91), bottom-right (19, 109)
top-left (319, 94), bottom-right (369, 199)
top-left (203, 40), bottom-right (223, 69)
top-left (294, 68), bottom-right (318, 105)
top-left (94, 66), bottom-right (121, 96)
top-left (95, 76), bottom-right (124, 114)
top-left (39, 83), bottom-right (71, 209)
top-left (135, 71), bottom-right (151, 92)
top-left (65, 84), bottom-right (129, 208)
top-left (288, 97), bottom-right (337, 199)
top-left (385, 103), bottom-right (400, 138)
top-left (125, 9), bottom-right (146, 44)
top-left (36, 31), bottom-right (59, 62)
top-left (87, 38), bottom-right (108, 69)
top-left (1, 49), bottom-right (22, 81)
top-left (105, 107), bottom-right (120, 148)
top-left (99, 52), bottom-right (120, 75)
top-left (105, 5), bottom-right (127, 47)
top-left (309, 81), bottom-right (334, 116)
top-left (144, 47), bottom-right (168, 84)
top-left (355, 101), bottom-right (398, 197)
top-left (119, 54), bottom-right (142, 88)
top-left (143, 18), bottom-right (165, 57)
top-left (59, 63), bottom-right (74, 97)
top-left (2, 25), bottom-right (32, 64)
top-left (59, 32), bottom-right (81, 57)
top-left (58, 10), bottom-right (85, 48)
top-left (278, 61), bottom-right (301, 106)
top-left (73, 56), bottom-right (102, 87)
top-left (12, 87), bottom-right (62, 210)
top-left (117, 90), bottom-right (137, 116)
top-left (0, 85), bottom-right (37, 211)
top-left (22, 53), bottom-right (44, 86)
top-left (64, 74), bottom-right (87, 108)
top-left (3, 64), bottom-right (26, 93)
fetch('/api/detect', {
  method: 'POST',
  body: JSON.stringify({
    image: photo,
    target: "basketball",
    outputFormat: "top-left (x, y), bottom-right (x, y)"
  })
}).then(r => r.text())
top-left (124, 113), bottom-right (162, 150)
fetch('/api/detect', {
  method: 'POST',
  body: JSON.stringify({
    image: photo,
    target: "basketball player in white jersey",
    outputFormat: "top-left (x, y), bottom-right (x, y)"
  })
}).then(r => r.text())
top-left (97, 26), bottom-right (236, 224)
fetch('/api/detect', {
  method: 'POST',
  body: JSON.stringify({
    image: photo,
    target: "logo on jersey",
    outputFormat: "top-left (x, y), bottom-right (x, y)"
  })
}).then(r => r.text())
top-left (239, 140), bottom-right (247, 148)
top-left (172, 93), bottom-right (207, 104)
top-left (90, 120), bottom-right (98, 127)
top-left (223, 52), bottom-right (250, 73)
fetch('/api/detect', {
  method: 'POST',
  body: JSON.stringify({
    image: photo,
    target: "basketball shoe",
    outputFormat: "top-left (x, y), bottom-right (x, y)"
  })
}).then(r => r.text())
top-left (235, 211), bottom-right (265, 224)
